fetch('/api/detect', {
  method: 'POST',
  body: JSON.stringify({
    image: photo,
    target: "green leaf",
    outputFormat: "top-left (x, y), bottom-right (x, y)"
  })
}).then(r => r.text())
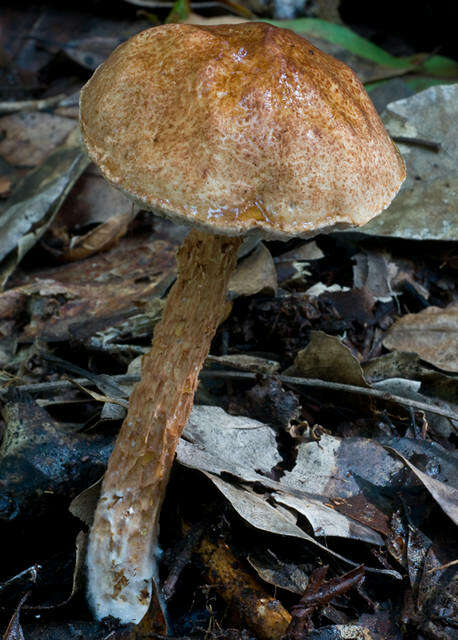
top-left (266, 18), bottom-right (406, 67)
top-left (265, 18), bottom-right (458, 78)
top-left (165, 0), bottom-right (189, 24)
top-left (420, 54), bottom-right (458, 78)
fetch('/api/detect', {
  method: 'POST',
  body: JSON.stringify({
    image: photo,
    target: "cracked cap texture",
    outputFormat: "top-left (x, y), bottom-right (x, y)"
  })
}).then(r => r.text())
top-left (79, 22), bottom-right (406, 240)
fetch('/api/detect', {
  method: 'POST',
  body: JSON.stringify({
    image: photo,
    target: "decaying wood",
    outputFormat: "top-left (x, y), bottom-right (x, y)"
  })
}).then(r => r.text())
top-left (86, 230), bottom-right (241, 624)
top-left (195, 530), bottom-right (292, 640)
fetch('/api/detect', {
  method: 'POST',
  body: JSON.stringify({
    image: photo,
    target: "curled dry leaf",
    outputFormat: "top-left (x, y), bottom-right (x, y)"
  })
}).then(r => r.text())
top-left (203, 473), bottom-right (390, 576)
top-left (53, 171), bottom-right (135, 229)
top-left (179, 405), bottom-right (457, 566)
top-left (384, 445), bottom-right (458, 525)
top-left (383, 302), bottom-right (458, 373)
top-left (179, 407), bottom-right (397, 563)
top-left (56, 209), bottom-right (136, 262)
top-left (0, 128), bottom-right (89, 288)
top-left (286, 565), bottom-right (365, 638)
top-left (247, 552), bottom-right (309, 595)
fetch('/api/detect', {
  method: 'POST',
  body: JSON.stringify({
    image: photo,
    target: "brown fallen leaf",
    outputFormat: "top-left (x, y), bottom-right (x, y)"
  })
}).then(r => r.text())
top-left (228, 242), bottom-right (277, 299)
top-left (0, 219), bottom-right (181, 347)
top-left (383, 302), bottom-right (458, 373)
top-left (0, 175), bottom-right (12, 198)
top-left (328, 493), bottom-right (391, 537)
top-left (54, 170), bottom-right (134, 230)
top-left (0, 112), bottom-right (75, 167)
top-left (284, 331), bottom-right (369, 388)
top-left (55, 209), bottom-right (136, 262)
top-left (184, 12), bottom-right (249, 25)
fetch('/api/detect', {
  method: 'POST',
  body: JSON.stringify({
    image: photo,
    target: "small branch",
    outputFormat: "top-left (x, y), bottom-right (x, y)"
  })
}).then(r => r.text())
top-left (426, 559), bottom-right (458, 574)
top-left (285, 565), bottom-right (365, 638)
top-left (200, 371), bottom-right (458, 423)
top-left (0, 375), bottom-right (139, 398)
top-left (0, 564), bottom-right (40, 593)
top-left (0, 92), bottom-right (69, 115)
top-left (391, 135), bottom-right (442, 153)
top-left (2, 370), bottom-right (457, 423)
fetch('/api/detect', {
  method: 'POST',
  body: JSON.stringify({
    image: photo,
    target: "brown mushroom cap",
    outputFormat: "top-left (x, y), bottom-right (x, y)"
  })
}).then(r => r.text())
top-left (79, 22), bottom-right (405, 240)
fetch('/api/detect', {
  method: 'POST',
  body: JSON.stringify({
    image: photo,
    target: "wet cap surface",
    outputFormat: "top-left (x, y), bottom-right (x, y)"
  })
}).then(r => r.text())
top-left (80, 22), bottom-right (405, 240)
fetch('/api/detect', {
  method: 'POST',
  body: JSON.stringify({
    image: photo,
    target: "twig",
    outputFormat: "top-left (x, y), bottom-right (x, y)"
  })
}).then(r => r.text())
top-left (286, 565), bottom-right (365, 637)
top-left (0, 564), bottom-right (40, 593)
top-left (200, 371), bottom-right (458, 422)
top-left (0, 375), bottom-right (139, 397)
top-left (426, 559), bottom-right (458, 574)
top-left (0, 92), bottom-right (68, 115)
top-left (1, 370), bottom-right (457, 423)
top-left (391, 135), bottom-right (442, 152)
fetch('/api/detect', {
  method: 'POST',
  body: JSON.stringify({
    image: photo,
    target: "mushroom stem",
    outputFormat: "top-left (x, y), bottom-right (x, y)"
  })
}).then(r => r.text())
top-left (87, 230), bottom-right (241, 623)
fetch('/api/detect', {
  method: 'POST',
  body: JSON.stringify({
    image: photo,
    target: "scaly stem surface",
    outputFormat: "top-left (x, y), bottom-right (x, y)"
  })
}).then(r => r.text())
top-left (87, 230), bottom-right (241, 623)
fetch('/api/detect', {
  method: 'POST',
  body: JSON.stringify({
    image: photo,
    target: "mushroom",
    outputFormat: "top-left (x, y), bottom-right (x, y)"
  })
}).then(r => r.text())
top-left (79, 22), bottom-right (405, 624)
